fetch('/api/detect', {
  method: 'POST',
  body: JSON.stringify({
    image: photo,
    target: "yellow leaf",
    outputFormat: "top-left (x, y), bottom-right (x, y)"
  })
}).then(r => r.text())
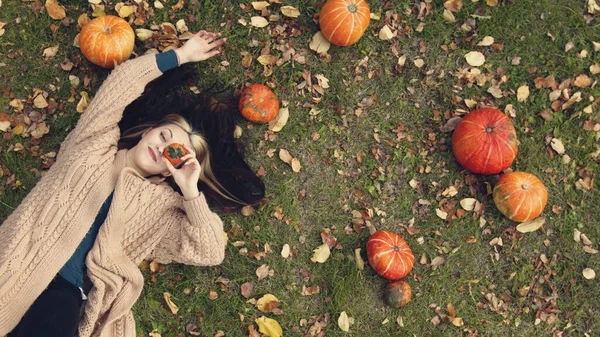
top-left (257, 54), bottom-right (278, 65)
top-left (550, 138), bottom-right (565, 154)
top-left (30, 122), bottom-right (50, 139)
top-left (444, 0), bottom-right (463, 12)
top-left (310, 243), bottom-right (330, 263)
top-left (516, 216), bottom-right (545, 233)
top-left (443, 9), bottom-right (456, 23)
top-left (486, 0), bottom-right (499, 6)
top-left (33, 92), bottom-right (49, 109)
top-left (460, 198), bottom-right (477, 211)
top-left (42, 45), bottom-right (59, 61)
top-left (118, 5), bottom-right (136, 18)
top-left (268, 107), bottom-right (289, 132)
top-left (256, 294), bottom-right (280, 312)
top-left (338, 311), bottom-right (350, 332)
top-left (436, 208), bottom-right (448, 220)
top-left (251, 1), bottom-right (270, 10)
top-left (465, 51), bottom-right (485, 66)
top-left (77, 92), bottom-right (90, 113)
top-left (291, 158), bottom-right (301, 172)
top-left (255, 316), bottom-right (282, 337)
top-left (278, 149), bottom-right (293, 164)
top-left (0, 21), bottom-right (6, 37)
top-left (354, 248), bottom-right (364, 270)
top-left (163, 292), bottom-right (179, 314)
top-left (91, 4), bottom-right (106, 17)
top-left (11, 124), bottom-right (24, 135)
top-left (280, 5), bottom-right (300, 18)
top-left (309, 31), bottom-right (330, 54)
top-left (574, 74), bottom-right (592, 87)
top-left (77, 13), bottom-right (90, 29)
top-left (517, 85), bottom-right (530, 102)
top-left (583, 268), bottom-right (596, 280)
top-left (477, 36), bottom-right (495, 46)
top-left (281, 244), bottom-right (290, 258)
top-left (45, 0), bottom-right (66, 20)
top-left (250, 16), bottom-right (269, 28)
top-left (378, 25), bottom-right (395, 40)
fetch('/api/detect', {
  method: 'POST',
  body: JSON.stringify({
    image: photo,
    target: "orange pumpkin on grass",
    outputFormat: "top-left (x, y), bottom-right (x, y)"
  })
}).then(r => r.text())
top-left (384, 280), bottom-right (412, 308)
top-left (238, 84), bottom-right (280, 124)
top-left (366, 231), bottom-right (414, 280)
top-left (319, 0), bottom-right (371, 46)
top-left (493, 171), bottom-right (548, 222)
top-left (163, 143), bottom-right (189, 168)
top-left (451, 108), bottom-right (518, 175)
top-left (79, 15), bottom-right (135, 69)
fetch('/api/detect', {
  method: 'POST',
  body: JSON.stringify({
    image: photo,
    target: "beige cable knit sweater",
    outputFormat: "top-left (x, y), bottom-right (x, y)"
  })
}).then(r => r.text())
top-left (0, 54), bottom-right (227, 337)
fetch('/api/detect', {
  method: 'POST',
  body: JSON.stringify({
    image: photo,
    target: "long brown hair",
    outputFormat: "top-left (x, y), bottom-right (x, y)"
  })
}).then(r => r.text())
top-left (118, 114), bottom-right (248, 206)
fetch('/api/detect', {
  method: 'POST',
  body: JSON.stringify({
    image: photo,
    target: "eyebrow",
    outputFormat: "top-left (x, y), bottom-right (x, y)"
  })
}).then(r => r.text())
top-left (166, 128), bottom-right (173, 139)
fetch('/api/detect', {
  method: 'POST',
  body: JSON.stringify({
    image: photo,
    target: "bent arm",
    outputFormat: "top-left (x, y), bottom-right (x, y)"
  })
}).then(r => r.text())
top-left (149, 193), bottom-right (227, 266)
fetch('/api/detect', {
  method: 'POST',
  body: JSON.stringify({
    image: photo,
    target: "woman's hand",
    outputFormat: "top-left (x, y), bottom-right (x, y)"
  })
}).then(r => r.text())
top-left (163, 145), bottom-right (202, 200)
top-left (175, 30), bottom-right (226, 64)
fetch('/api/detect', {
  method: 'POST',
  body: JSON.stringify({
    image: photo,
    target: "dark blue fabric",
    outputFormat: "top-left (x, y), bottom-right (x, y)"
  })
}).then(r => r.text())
top-left (155, 50), bottom-right (179, 73)
top-left (58, 192), bottom-right (114, 289)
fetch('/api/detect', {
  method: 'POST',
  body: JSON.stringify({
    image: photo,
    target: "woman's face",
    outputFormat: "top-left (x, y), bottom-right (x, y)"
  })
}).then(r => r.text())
top-left (131, 123), bottom-right (193, 177)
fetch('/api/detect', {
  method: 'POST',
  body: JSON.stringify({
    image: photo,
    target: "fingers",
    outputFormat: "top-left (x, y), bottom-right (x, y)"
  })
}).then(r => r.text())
top-left (208, 38), bottom-right (227, 50)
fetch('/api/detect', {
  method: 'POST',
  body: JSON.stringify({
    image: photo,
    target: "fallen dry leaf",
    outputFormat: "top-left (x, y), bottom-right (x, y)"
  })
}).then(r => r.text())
top-left (278, 149), bottom-right (293, 164)
top-left (280, 5), bottom-right (300, 18)
top-left (486, 0), bottom-right (499, 6)
top-left (255, 316), bottom-right (282, 337)
top-left (256, 294), bottom-right (280, 312)
top-left (281, 244), bottom-right (290, 258)
top-left (117, 4), bottom-right (135, 18)
top-left (250, 16), bottom-right (269, 28)
top-left (338, 311), bottom-right (350, 332)
top-left (378, 25), bottom-right (395, 40)
top-left (310, 243), bottom-right (330, 263)
top-left (443, 9), bottom-right (456, 23)
top-left (45, 0), bottom-right (66, 20)
top-left (465, 51), bottom-right (485, 66)
top-left (574, 74), bottom-right (592, 87)
top-left (436, 208), bottom-right (448, 220)
top-left (241, 282), bottom-right (254, 298)
top-left (256, 264), bottom-right (270, 280)
top-left (291, 158), bottom-right (301, 172)
top-left (252, 1), bottom-right (270, 10)
top-left (551, 138), bottom-right (565, 154)
top-left (77, 92), bottom-right (90, 113)
top-left (163, 292), bottom-right (179, 314)
top-left (42, 45), bottom-right (59, 61)
top-left (477, 36), bottom-right (495, 46)
top-left (517, 85), bottom-right (530, 102)
top-left (516, 217), bottom-right (545, 233)
top-left (444, 0), bottom-right (463, 12)
top-left (460, 198), bottom-right (477, 211)
top-left (0, 21), bottom-right (6, 37)
top-left (309, 31), bottom-right (331, 54)
top-left (354, 248), bottom-right (364, 270)
top-left (431, 256), bottom-right (445, 269)
top-left (583, 268), bottom-right (596, 279)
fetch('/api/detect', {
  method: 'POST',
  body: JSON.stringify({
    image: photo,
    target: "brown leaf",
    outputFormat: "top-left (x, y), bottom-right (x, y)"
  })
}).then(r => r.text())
top-left (45, 0), bottom-right (66, 20)
top-left (241, 282), bottom-right (254, 298)
top-left (444, 0), bottom-right (463, 12)
top-left (256, 264), bottom-right (271, 280)
top-left (301, 284), bottom-right (320, 296)
top-left (256, 294), bottom-right (280, 312)
top-left (320, 229), bottom-right (337, 248)
top-left (574, 74), bottom-right (592, 87)
top-left (163, 292), bottom-right (179, 314)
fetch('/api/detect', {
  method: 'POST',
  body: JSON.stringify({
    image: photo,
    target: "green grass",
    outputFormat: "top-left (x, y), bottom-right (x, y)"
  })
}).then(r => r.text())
top-left (1, 0), bottom-right (600, 336)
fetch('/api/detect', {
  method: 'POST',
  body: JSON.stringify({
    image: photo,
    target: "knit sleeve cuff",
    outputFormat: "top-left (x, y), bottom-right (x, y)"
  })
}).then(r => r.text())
top-left (182, 193), bottom-right (217, 225)
top-left (155, 49), bottom-right (180, 73)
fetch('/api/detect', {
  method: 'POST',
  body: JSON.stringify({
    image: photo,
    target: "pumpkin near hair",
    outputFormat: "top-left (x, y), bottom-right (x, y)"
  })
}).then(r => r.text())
top-left (319, 0), bottom-right (371, 46)
top-left (238, 84), bottom-right (280, 124)
top-left (451, 108), bottom-right (518, 175)
top-left (366, 230), bottom-right (414, 280)
top-left (163, 143), bottom-right (189, 167)
top-left (79, 15), bottom-right (135, 69)
top-left (493, 171), bottom-right (548, 222)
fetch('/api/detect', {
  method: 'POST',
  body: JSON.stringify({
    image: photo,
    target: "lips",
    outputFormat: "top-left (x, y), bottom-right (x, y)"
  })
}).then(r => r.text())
top-left (148, 147), bottom-right (157, 162)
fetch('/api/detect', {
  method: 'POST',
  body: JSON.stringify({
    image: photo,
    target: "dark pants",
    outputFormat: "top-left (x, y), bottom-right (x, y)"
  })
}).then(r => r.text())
top-left (8, 274), bottom-right (83, 337)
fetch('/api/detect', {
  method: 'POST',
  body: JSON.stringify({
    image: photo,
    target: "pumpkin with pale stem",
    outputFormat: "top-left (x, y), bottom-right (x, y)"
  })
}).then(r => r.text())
top-left (238, 84), bottom-right (280, 124)
top-left (79, 15), bottom-right (135, 69)
top-left (493, 171), bottom-right (548, 222)
top-left (384, 281), bottom-right (412, 308)
top-left (163, 143), bottom-right (189, 168)
top-left (451, 108), bottom-right (518, 175)
top-left (366, 231), bottom-right (414, 280)
top-left (319, 0), bottom-right (371, 46)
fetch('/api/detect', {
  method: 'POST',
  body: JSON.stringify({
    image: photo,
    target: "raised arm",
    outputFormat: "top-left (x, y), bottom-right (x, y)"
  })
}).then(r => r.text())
top-left (60, 30), bottom-right (227, 154)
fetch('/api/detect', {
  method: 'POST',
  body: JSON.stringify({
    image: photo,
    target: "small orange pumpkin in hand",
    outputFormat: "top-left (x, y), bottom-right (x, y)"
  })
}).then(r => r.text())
top-left (238, 84), bottom-right (280, 124)
top-left (163, 143), bottom-right (189, 168)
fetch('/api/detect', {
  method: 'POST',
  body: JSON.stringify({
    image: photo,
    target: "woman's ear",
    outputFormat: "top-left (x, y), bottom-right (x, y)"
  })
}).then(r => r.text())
top-left (161, 171), bottom-right (172, 177)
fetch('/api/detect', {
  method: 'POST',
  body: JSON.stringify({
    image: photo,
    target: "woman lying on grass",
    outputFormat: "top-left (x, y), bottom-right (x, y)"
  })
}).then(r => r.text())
top-left (0, 30), bottom-right (264, 337)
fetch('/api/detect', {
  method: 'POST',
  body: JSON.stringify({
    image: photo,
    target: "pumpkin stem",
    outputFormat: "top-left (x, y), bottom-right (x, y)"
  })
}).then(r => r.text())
top-left (485, 127), bottom-right (494, 133)
top-left (347, 3), bottom-right (358, 13)
top-left (103, 27), bottom-right (113, 34)
top-left (393, 245), bottom-right (399, 252)
top-left (521, 183), bottom-right (529, 190)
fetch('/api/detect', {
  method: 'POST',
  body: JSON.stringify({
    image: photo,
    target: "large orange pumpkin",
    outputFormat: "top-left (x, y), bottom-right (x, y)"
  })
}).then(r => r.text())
top-left (384, 281), bottom-right (412, 308)
top-left (493, 171), bottom-right (548, 222)
top-left (319, 0), bottom-right (371, 46)
top-left (238, 84), bottom-right (280, 124)
top-left (79, 15), bottom-right (135, 69)
top-left (366, 231), bottom-right (414, 280)
top-left (451, 108), bottom-right (518, 175)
